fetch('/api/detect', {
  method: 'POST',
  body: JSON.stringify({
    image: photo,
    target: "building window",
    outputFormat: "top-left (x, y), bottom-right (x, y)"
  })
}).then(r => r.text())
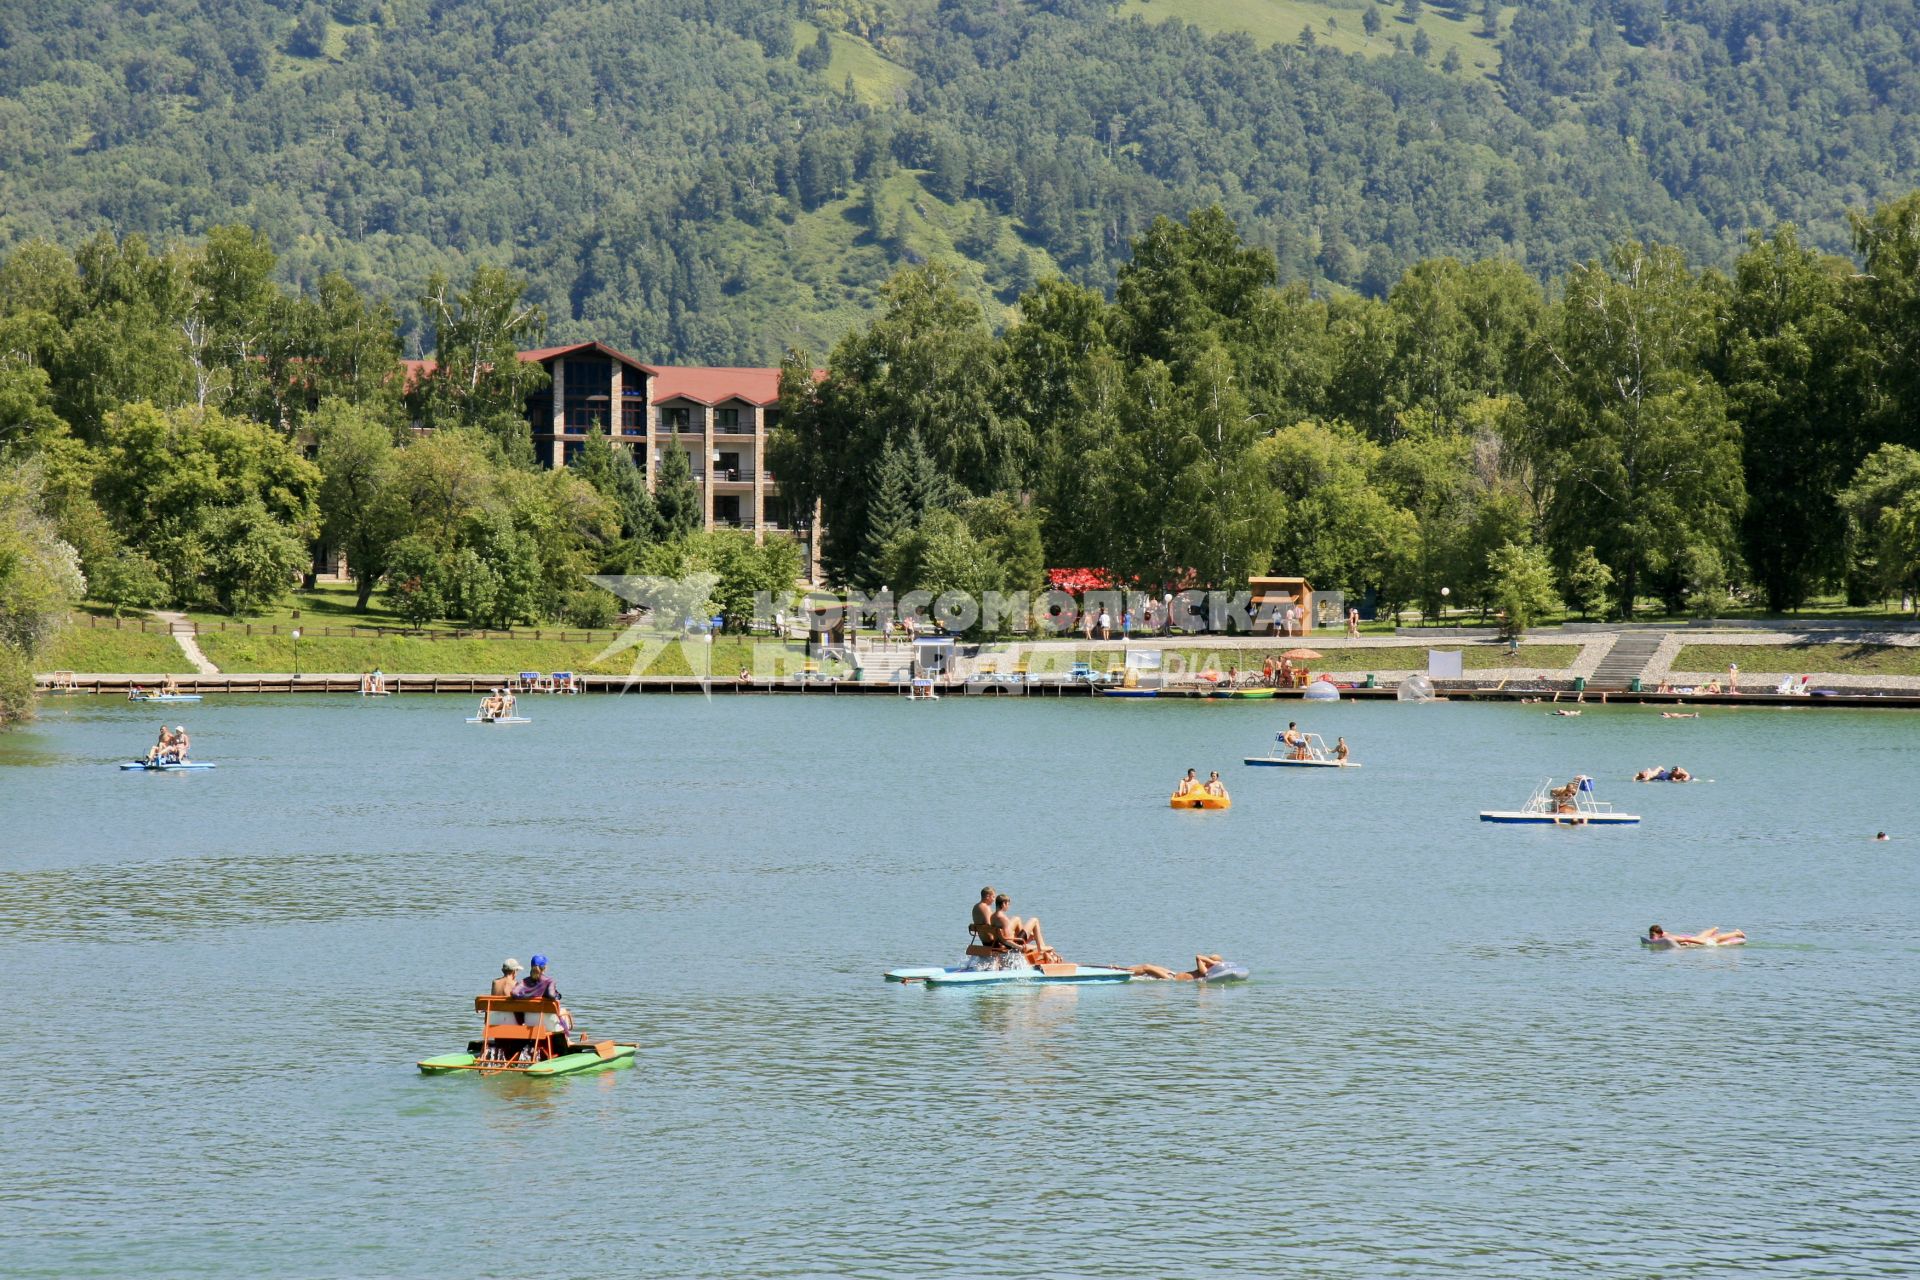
top-left (660, 406), bottom-right (691, 431)
top-left (564, 358), bottom-right (612, 394)
top-left (716, 407), bottom-right (739, 429)
top-left (568, 407), bottom-right (599, 430)
top-left (621, 407), bottom-right (643, 433)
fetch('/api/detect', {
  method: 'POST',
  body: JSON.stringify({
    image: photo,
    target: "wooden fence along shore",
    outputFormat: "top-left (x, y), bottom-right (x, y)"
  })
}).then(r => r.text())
top-left (32, 671), bottom-right (1920, 708)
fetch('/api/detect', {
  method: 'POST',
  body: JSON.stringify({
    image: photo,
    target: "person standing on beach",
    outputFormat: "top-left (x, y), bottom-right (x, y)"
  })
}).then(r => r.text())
top-left (1098, 608), bottom-right (1112, 641)
top-left (1121, 607), bottom-right (1132, 640)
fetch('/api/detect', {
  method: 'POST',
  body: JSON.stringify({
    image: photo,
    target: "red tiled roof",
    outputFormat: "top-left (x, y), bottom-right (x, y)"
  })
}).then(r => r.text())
top-left (517, 341), bottom-right (653, 370)
top-left (649, 366), bottom-right (786, 406)
top-left (401, 348), bottom-right (810, 404)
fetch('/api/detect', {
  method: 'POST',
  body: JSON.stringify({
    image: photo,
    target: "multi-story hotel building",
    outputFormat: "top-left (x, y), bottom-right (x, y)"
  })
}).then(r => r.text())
top-left (407, 341), bottom-right (811, 555)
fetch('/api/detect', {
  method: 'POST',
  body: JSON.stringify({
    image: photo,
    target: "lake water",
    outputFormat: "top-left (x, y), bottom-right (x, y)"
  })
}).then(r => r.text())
top-left (4, 693), bottom-right (1917, 1277)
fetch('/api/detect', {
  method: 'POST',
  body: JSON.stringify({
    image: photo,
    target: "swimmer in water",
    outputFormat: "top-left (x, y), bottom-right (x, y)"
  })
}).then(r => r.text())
top-left (1646, 925), bottom-right (1746, 947)
top-left (1127, 953), bottom-right (1228, 980)
top-left (1876, 831), bottom-right (1890, 841)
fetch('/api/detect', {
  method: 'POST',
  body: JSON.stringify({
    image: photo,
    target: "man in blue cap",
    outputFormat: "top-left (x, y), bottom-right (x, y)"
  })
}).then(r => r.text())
top-left (512, 955), bottom-right (573, 1050)
top-left (512, 955), bottom-right (559, 1003)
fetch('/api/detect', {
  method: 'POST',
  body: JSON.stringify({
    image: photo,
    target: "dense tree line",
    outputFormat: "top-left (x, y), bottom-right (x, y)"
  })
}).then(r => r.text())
top-left (1, 0), bottom-right (1917, 363)
top-left (774, 197), bottom-right (1920, 628)
top-left (0, 229), bottom-right (796, 723)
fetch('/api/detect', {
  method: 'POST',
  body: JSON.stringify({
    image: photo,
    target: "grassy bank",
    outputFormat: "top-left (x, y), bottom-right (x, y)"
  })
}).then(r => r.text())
top-left (40, 624), bottom-right (192, 674)
top-left (1675, 644), bottom-right (1920, 677)
top-left (195, 633), bottom-right (787, 677)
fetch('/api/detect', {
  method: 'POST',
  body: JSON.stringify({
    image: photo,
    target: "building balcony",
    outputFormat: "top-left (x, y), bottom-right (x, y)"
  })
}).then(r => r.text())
top-left (714, 421), bottom-right (754, 435)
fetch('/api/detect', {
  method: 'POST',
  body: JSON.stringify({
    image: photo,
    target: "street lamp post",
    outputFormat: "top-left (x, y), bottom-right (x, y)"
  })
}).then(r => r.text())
top-left (291, 628), bottom-right (302, 678)
top-left (1438, 587), bottom-right (1450, 628)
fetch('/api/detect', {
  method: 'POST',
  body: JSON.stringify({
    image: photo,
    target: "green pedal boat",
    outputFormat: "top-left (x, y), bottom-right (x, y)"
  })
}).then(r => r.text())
top-left (419, 994), bottom-right (636, 1077)
top-left (418, 1044), bottom-right (636, 1076)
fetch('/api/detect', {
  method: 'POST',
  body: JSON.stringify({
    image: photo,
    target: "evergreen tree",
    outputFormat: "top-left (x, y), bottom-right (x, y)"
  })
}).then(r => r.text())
top-left (650, 445), bottom-right (702, 541)
top-left (1362, 6), bottom-right (1382, 36)
top-left (856, 437), bottom-right (913, 590)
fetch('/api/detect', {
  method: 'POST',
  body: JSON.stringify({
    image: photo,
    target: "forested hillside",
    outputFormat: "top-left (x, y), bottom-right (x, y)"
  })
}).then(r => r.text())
top-left (0, 0), bottom-right (1917, 362)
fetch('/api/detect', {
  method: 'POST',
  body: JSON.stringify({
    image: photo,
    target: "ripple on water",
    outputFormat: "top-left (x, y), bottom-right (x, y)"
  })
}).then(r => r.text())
top-left (3, 696), bottom-right (1919, 1277)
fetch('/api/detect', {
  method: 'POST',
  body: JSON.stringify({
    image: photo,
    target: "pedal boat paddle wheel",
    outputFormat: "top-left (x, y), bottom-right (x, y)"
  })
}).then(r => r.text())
top-left (417, 996), bottom-right (636, 1077)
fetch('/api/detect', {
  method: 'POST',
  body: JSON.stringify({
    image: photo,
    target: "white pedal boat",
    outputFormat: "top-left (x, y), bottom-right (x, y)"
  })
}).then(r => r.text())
top-left (885, 962), bottom-right (1133, 986)
top-left (1244, 731), bottom-right (1358, 768)
top-left (1481, 777), bottom-right (1639, 825)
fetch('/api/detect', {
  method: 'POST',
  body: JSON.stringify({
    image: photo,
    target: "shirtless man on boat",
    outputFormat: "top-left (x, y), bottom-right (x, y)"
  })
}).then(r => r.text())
top-left (144, 725), bottom-right (176, 764)
top-left (989, 893), bottom-right (1059, 964)
top-left (1174, 768), bottom-right (1200, 796)
top-left (1280, 722), bottom-right (1308, 759)
top-left (969, 887), bottom-right (997, 947)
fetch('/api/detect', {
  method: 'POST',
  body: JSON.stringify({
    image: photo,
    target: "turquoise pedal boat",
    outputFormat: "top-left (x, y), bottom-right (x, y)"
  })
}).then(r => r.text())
top-left (120, 760), bottom-right (215, 771)
top-left (885, 962), bottom-right (1134, 986)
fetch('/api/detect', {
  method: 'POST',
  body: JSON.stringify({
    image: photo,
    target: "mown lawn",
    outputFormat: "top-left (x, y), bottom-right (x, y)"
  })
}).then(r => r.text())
top-left (195, 633), bottom-right (798, 678)
top-left (39, 623), bottom-right (192, 674)
top-left (1674, 644), bottom-right (1920, 677)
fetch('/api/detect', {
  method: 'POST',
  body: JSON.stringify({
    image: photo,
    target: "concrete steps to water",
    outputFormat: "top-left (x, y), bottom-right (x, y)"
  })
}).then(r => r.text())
top-left (1587, 631), bottom-right (1670, 689)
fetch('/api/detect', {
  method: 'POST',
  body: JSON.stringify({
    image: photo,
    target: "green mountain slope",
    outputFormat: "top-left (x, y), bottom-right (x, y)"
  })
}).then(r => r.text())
top-left (0, 0), bottom-right (1916, 363)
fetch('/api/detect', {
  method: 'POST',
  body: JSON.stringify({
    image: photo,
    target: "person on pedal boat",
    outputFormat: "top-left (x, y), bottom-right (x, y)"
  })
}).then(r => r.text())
top-left (1280, 722), bottom-right (1308, 759)
top-left (969, 886), bottom-right (1000, 948)
top-left (167, 726), bottom-right (189, 763)
top-left (477, 958), bottom-right (525, 1056)
top-left (1549, 778), bottom-right (1580, 812)
top-left (1334, 737), bottom-right (1350, 764)
top-left (144, 725), bottom-right (173, 764)
top-left (1174, 768), bottom-right (1199, 796)
top-left (511, 955), bottom-right (574, 1048)
top-left (990, 894), bottom-right (1058, 964)
top-left (1204, 771), bottom-right (1227, 797)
